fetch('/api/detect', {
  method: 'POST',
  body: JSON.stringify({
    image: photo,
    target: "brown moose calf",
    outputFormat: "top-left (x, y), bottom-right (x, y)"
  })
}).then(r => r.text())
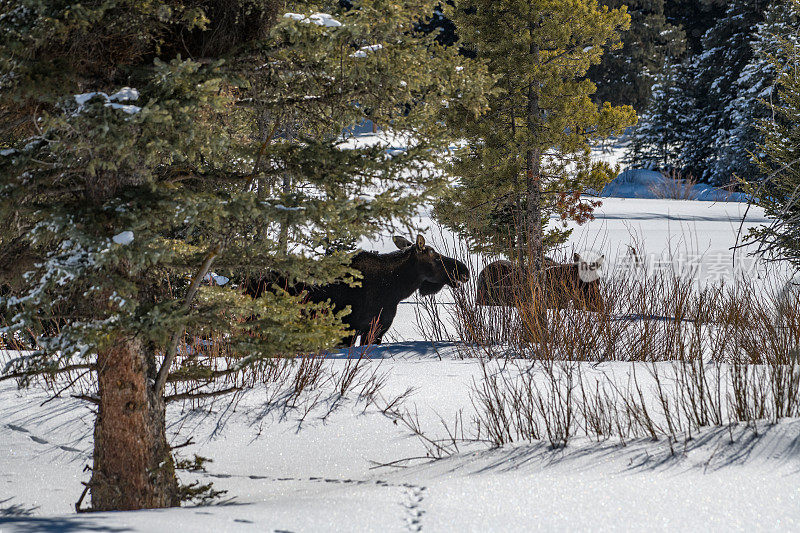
top-left (476, 254), bottom-right (605, 312)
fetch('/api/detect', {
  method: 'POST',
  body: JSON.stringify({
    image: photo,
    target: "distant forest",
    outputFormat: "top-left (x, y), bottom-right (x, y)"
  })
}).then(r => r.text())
top-left (422, 0), bottom-right (799, 185)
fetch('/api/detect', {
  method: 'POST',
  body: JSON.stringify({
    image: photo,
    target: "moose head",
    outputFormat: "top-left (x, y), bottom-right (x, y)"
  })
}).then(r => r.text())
top-left (392, 235), bottom-right (470, 296)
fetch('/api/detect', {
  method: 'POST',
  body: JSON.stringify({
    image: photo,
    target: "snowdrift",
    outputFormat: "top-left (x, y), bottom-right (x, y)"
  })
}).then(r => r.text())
top-left (601, 169), bottom-right (750, 202)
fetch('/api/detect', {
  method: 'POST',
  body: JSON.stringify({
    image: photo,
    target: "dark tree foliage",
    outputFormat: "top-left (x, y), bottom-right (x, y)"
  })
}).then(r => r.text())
top-left (746, 4), bottom-right (800, 266)
top-left (680, 0), bottom-right (768, 183)
top-left (589, 0), bottom-right (685, 110)
top-left (415, 3), bottom-right (458, 47)
top-left (664, 0), bottom-right (727, 55)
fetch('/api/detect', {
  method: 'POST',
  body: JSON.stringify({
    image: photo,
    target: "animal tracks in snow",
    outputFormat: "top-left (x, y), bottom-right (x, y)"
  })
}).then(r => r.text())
top-left (200, 471), bottom-right (428, 531)
top-left (400, 483), bottom-right (427, 532)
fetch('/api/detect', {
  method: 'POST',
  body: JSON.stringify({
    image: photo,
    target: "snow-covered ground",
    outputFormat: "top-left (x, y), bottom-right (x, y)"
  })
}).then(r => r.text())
top-left (600, 169), bottom-right (749, 202)
top-left (4, 349), bottom-right (800, 531)
top-left (4, 194), bottom-right (798, 531)
top-left (3, 140), bottom-right (799, 531)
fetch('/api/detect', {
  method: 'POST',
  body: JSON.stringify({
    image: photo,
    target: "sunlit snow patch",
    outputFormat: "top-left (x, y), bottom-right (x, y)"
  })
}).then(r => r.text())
top-left (350, 44), bottom-right (383, 58)
top-left (108, 87), bottom-right (139, 102)
top-left (74, 88), bottom-right (142, 115)
top-left (112, 231), bottom-right (134, 245)
top-left (283, 12), bottom-right (342, 27)
top-left (205, 272), bottom-right (230, 286)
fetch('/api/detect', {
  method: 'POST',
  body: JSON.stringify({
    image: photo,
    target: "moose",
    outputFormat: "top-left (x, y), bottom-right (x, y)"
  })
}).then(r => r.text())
top-left (476, 253), bottom-right (605, 312)
top-left (246, 235), bottom-right (470, 346)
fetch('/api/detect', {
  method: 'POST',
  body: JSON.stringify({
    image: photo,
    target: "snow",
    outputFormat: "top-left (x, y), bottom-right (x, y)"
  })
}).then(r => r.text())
top-left (283, 12), bottom-right (342, 27)
top-left (273, 204), bottom-right (304, 212)
top-left (105, 102), bottom-right (141, 114)
top-left (74, 92), bottom-right (102, 106)
top-left (1, 148), bottom-right (16, 156)
top-left (350, 44), bottom-right (383, 58)
top-left (112, 230), bottom-right (134, 245)
top-left (600, 169), bottom-right (749, 202)
top-left (74, 88), bottom-right (142, 115)
top-left (205, 272), bottom-right (230, 286)
top-left (3, 351), bottom-right (800, 531)
top-left (108, 87), bottom-right (139, 102)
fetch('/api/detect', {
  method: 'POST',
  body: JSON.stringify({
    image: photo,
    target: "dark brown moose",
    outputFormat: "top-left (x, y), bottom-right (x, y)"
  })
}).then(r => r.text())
top-left (476, 254), bottom-right (605, 312)
top-left (246, 235), bottom-right (469, 346)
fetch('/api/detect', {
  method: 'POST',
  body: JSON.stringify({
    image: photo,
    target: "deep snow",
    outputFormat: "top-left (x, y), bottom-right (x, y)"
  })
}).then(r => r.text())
top-left (3, 350), bottom-right (800, 531)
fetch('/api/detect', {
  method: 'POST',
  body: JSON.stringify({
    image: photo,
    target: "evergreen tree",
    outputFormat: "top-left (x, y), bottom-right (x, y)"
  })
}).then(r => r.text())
top-left (434, 0), bottom-right (636, 265)
top-left (0, 0), bottom-right (489, 511)
top-left (680, 0), bottom-right (766, 184)
top-left (589, 0), bottom-right (685, 111)
top-left (664, 0), bottom-right (726, 55)
top-left (416, 3), bottom-right (459, 47)
top-left (746, 2), bottom-right (800, 266)
top-left (625, 57), bottom-right (694, 169)
top-left (714, 0), bottom-right (800, 184)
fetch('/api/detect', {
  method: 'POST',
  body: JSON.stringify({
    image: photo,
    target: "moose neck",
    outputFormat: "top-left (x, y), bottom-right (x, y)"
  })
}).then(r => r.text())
top-left (382, 249), bottom-right (428, 302)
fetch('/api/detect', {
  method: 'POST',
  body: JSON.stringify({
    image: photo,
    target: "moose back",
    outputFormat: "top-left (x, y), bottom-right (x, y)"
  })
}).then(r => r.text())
top-left (246, 235), bottom-right (469, 346)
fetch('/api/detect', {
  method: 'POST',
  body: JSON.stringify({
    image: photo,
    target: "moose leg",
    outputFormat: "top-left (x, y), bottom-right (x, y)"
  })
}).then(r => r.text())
top-left (364, 306), bottom-right (396, 345)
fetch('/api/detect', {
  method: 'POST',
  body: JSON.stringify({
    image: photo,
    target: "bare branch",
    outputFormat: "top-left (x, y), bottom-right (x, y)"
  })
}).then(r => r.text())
top-left (165, 386), bottom-right (239, 403)
top-left (154, 245), bottom-right (220, 396)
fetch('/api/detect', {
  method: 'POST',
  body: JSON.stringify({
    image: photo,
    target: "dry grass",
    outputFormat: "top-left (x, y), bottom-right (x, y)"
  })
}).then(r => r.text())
top-left (403, 237), bottom-right (800, 450)
top-left (649, 170), bottom-right (700, 200)
top-left (470, 354), bottom-right (800, 449)
top-left (418, 239), bottom-right (800, 366)
top-left (3, 316), bottom-right (392, 427)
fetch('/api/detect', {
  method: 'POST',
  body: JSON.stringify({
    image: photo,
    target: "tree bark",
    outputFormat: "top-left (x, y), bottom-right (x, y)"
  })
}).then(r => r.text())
top-left (89, 338), bottom-right (179, 511)
top-left (526, 38), bottom-right (544, 272)
top-left (525, 32), bottom-right (547, 342)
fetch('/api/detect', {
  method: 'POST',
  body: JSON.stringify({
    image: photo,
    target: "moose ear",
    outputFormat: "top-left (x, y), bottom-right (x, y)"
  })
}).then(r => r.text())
top-left (416, 235), bottom-right (426, 249)
top-left (393, 236), bottom-right (413, 249)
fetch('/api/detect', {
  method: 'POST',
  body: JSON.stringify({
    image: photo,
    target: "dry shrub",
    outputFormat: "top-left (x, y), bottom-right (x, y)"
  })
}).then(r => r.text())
top-left (435, 236), bottom-right (800, 366)
top-left (404, 235), bottom-right (800, 450)
top-left (649, 170), bottom-right (700, 200)
top-left (469, 355), bottom-right (800, 449)
top-left (3, 316), bottom-right (392, 429)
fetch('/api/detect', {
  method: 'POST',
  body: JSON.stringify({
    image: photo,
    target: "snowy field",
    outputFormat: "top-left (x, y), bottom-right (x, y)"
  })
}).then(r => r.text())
top-left (4, 352), bottom-right (800, 532)
top-left (4, 186), bottom-right (800, 532)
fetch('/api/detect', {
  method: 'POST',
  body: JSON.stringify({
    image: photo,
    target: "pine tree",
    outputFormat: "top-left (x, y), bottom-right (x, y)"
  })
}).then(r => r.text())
top-left (0, 0), bottom-right (489, 511)
top-left (746, 2), bottom-right (800, 266)
top-left (589, 0), bottom-right (685, 111)
top-left (664, 0), bottom-right (726, 56)
top-left (714, 0), bottom-right (800, 184)
top-left (680, 0), bottom-right (766, 184)
top-left (434, 0), bottom-right (637, 265)
top-left (625, 57), bottom-right (694, 169)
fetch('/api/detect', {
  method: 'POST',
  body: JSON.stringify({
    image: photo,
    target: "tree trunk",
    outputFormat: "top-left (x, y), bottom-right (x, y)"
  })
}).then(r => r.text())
top-left (525, 34), bottom-right (547, 343)
top-left (90, 338), bottom-right (179, 511)
top-left (525, 38), bottom-right (544, 272)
